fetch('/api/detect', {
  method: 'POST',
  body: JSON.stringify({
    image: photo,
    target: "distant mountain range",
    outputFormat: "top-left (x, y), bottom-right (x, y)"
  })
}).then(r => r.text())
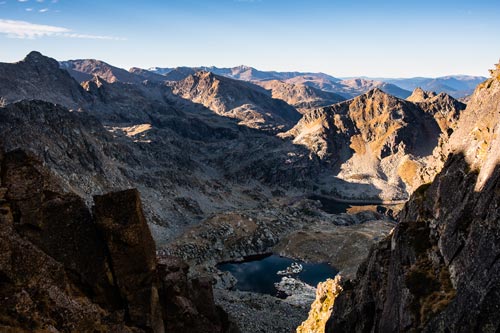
top-left (348, 75), bottom-right (486, 98)
top-left (150, 65), bottom-right (340, 83)
top-left (60, 59), bottom-right (484, 102)
top-left (147, 65), bottom-right (412, 99)
top-left (147, 66), bottom-right (484, 99)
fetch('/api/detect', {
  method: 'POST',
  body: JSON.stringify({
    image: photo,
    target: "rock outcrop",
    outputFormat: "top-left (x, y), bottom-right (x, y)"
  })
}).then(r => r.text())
top-left (0, 149), bottom-right (237, 333)
top-left (297, 276), bottom-right (343, 333)
top-left (94, 190), bottom-right (164, 331)
top-left (327, 62), bottom-right (500, 333)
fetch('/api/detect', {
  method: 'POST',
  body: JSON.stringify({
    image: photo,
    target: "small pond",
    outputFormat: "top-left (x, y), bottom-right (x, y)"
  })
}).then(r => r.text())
top-left (309, 195), bottom-right (395, 215)
top-left (217, 254), bottom-right (338, 297)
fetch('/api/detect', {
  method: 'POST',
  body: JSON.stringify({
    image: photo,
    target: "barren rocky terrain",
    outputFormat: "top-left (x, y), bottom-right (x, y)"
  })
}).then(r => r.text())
top-left (1, 51), bottom-right (498, 333)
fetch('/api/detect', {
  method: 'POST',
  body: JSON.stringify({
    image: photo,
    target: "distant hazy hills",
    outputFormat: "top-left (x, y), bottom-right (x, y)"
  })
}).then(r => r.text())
top-left (148, 65), bottom-right (411, 99)
top-left (60, 59), bottom-right (483, 101)
top-left (150, 65), bottom-right (340, 83)
top-left (361, 75), bottom-right (486, 98)
top-left (147, 65), bottom-right (484, 99)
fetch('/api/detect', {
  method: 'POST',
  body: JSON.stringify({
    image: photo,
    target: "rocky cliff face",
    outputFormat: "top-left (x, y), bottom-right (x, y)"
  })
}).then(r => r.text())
top-left (297, 276), bottom-right (343, 333)
top-left (282, 88), bottom-right (463, 201)
top-left (327, 63), bottom-right (500, 333)
top-left (407, 87), bottom-right (466, 136)
top-left (0, 149), bottom-right (236, 333)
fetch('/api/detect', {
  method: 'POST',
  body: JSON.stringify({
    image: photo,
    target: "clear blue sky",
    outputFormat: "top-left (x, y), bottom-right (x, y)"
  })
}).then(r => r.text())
top-left (0, 0), bottom-right (499, 77)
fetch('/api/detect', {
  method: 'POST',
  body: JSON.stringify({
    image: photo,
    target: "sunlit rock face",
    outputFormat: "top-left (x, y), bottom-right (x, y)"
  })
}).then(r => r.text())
top-left (254, 79), bottom-right (345, 114)
top-left (282, 88), bottom-right (465, 201)
top-left (327, 63), bottom-right (500, 333)
top-left (297, 276), bottom-right (343, 333)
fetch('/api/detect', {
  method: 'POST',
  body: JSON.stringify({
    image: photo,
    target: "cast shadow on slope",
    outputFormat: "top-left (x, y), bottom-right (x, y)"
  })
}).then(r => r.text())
top-left (327, 151), bottom-right (500, 333)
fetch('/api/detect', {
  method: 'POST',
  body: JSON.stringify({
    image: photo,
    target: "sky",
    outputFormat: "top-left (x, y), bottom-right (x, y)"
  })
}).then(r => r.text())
top-left (0, 0), bottom-right (499, 77)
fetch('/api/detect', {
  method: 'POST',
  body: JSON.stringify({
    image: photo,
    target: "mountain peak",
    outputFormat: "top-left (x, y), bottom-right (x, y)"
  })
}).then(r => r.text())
top-left (193, 70), bottom-right (215, 80)
top-left (22, 51), bottom-right (59, 69)
top-left (24, 51), bottom-right (44, 60)
top-left (234, 65), bottom-right (252, 71)
top-left (364, 87), bottom-right (389, 98)
top-left (489, 61), bottom-right (500, 79)
top-left (61, 58), bottom-right (146, 84)
top-left (406, 87), bottom-right (437, 102)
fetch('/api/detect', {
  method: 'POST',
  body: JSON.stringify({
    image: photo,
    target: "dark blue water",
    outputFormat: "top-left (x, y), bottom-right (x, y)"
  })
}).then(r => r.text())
top-left (217, 254), bottom-right (338, 296)
top-left (309, 195), bottom-right (384, 215)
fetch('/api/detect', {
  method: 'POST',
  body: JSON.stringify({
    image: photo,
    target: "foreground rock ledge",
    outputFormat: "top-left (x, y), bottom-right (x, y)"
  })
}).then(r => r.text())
top-left (0, 149), bottom-right (237, 333)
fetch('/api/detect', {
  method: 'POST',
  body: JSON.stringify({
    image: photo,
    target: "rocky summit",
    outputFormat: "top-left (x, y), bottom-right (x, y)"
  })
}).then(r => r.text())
top-left (282, 87), bottom-right (465, 201)
top-left (0, 50), bottom-right (499, 333)
top-left (0, 51), bottom-right (91, 109)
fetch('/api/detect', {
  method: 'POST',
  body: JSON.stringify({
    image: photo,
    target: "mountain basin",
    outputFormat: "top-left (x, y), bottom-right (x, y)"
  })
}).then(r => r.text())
top-left (217, 254), bottom-right (338, 297)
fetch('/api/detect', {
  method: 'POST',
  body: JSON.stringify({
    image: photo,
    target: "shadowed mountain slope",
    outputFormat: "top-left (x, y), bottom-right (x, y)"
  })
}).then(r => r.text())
top-left (0, 51), bottom-right (90, 109)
